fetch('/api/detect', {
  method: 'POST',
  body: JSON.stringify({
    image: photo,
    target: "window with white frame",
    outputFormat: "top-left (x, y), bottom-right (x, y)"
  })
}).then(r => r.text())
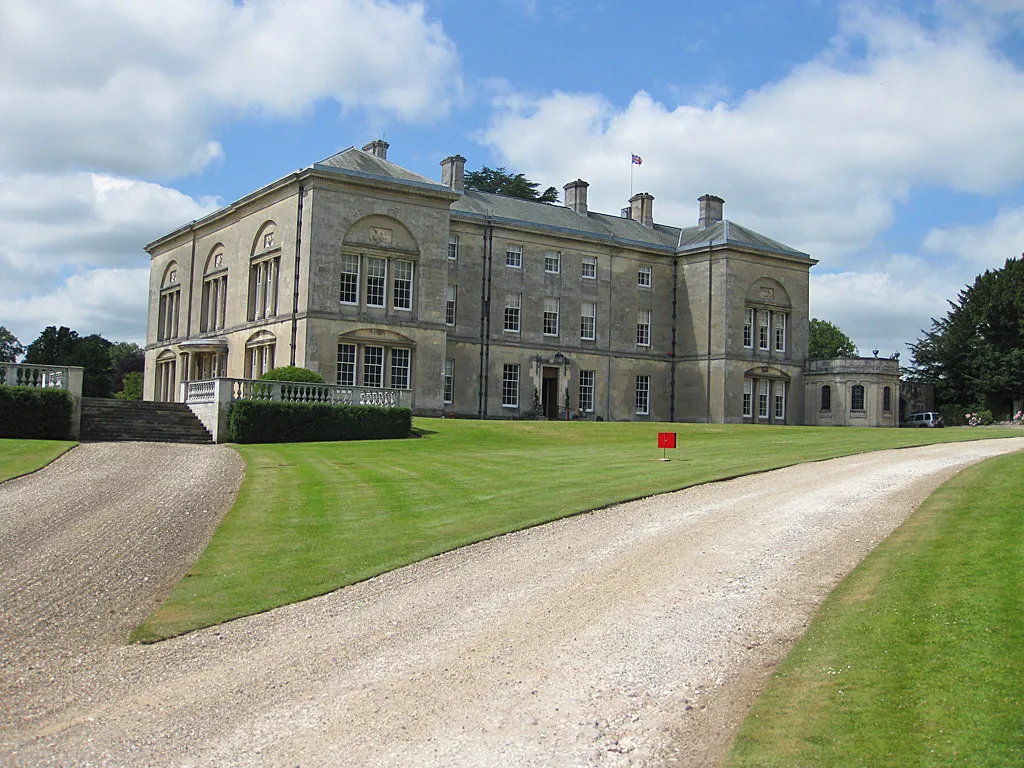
top-left (758, 310), bottom-right (771, 350)
top-left (392, 260), bottom-right (413, 311)
top-left (201, 251), bottom-right (227, 332)
top-left (363, 345), bottom-right (384, 387)
top-left (390, 348), bottom-right (410, 389)
top-left (743, 378), bottom-right (753, 417)
top-left (158, 263), bottom-right (181, 342)
top-left (340, 254), bottom-right (359, 304)
top-left (758, 380), bottom-right (770, 418)
top-left (366, 257), bottom-right (387, 307)
top-left (635, 375), bottom-right (650, 415)
top-left (504, 293), bottom-right (521, 333)
top-left (774, 381), bottom-right (786, 420)
top-left (502, 364), bottom-right (520, 407)
top-left (248, 256), bottom-right (279, 321)
top-left (445, 285), bottom-right (456, 326)
top-left (637, 309), bottom-right (651, 346)
top-left (448, 234), bottom-right (459, 260)
top-left (638, 265), bottom-right (652, 288)
top-left (579, 370), bottom-right (595, 413)
top-left (743, 308), bottom-right (754, 348)
top-left (443, 359), bottom-right (454, 404)
top-left (337, 343), bottom-right (356, 385)
top-left (582, 255), bottom-right (597, 280)
top-left (851, 384), bottom-right (865, 411)
top-left (506, 244), bottom-right (522, 269)
top-left (544, 251), bottom-right (560, 273)
top-left (543, 297), bottom-right (559, 336)
top-left (245, 335), bottom-right (275, 379)
top-left (338, 342), bottom-right (411, 389)
top-left (773, 312), bottom-right (787, 352)
top-left (581, 301), bottom-right (596, 341)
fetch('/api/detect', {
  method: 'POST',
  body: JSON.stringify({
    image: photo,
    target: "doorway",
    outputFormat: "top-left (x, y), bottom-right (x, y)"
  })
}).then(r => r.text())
top-left (542, 366), bottom-right (559, 419)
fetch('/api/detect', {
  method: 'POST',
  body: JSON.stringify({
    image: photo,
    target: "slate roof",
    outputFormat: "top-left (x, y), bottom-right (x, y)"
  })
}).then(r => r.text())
top-left (675, 219), bottom-right (810, 259)
top-left (315, 147), bottom-right (454, 193)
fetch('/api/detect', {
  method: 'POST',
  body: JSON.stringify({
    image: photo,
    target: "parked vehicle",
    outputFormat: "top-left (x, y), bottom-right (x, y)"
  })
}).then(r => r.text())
top-left (901, 411), bottom-right (945, 428)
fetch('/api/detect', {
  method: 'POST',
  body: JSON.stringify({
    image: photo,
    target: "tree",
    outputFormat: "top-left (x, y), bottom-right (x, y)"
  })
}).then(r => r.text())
top-left (464, 166), bottom-right (559, 203)
top-left (0, 326), bottom-right (23, 362)
top-left (808, 318), bottom-right (858, 359)
top-left (114, 371), bottom-right (144, 401)
top-left (24, 326), bottom-right (114, 398)
top-left (109, 341), bottom-right (144, 393)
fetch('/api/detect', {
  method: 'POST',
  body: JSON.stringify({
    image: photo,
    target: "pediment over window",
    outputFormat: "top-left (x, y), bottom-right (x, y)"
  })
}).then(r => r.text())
top-left (177, 338), bottom-right (228, 354)
top-left (339, 328), bottom-right (415, 346)
top-left (245, 331), bottom-right (276, 347)
top-left (745, 365), bottom-right (791, 381)
top-left (745, 277), bottom-right (791, 307)
top-left (344, 215), bottom-right (418, 254)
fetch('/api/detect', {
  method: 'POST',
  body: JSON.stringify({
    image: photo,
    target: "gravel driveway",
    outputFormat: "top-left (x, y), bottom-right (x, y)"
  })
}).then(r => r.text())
top-left (2, 437), bottom-right (1022, 767)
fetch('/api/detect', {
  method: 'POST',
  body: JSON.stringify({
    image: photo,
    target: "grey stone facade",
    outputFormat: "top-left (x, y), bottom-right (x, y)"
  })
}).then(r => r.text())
top-left (804, 357), bottom-right (901, 428)
top-left (144, 141), bottom-right (820, 424)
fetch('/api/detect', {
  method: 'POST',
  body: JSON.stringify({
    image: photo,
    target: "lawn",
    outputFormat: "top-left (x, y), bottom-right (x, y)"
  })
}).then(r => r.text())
top-left (0, 438), bottom-right (76, 483)
top-left (133, 419), bottom-right (1023, 642)
top-left (725, 449), bottom-right (1024, 768)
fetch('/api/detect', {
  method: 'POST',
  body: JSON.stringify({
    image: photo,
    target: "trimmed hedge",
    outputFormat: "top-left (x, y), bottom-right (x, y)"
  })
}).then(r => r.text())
top-left (260, 366), bottom-right (325, 383)
top-left (0, 386), bottom-right (75, 439)
top-left (228, 400), bottom-right (412, 443)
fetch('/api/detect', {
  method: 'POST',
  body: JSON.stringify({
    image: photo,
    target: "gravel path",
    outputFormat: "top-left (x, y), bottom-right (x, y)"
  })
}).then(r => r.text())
top-left (2, 437), bottom-right (1022, 767)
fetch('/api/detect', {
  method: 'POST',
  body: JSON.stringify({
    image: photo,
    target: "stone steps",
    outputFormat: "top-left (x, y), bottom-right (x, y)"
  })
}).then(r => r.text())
top-left (80, 398), bottom-right (213, 444)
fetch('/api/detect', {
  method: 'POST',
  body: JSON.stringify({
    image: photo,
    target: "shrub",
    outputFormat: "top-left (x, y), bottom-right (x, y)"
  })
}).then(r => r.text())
top-left (0, 386), bottom-right (74, 439)
top-left (938, 404), bottom-right (967, 426)
top-left (114, 371), bottom-right (143, 401)
top-left (259, 366), bottom-right (325, 383)
top-left (228, 400), bottom-right (411, 443)
top-left (965, 408), bottom-right (994, 427)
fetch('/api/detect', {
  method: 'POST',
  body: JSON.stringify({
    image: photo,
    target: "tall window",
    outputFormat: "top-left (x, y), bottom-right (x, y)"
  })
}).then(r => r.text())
top-left (758, 310), bottom-right (771, 350)
top-left (637, 309), bottom-right (651, 346)
top-left (201, 250), bottom-right (228, 332)
top-left (774, 381), bottom-right (786, 420)
top-left (582, 255), bottom-right (597, 280)
top-left (363, 346), bottom-right (384, 387)
top-left (392, 260), bottom-right (413, 310)
top-left (851, 384), bottom-right (865, 411)
top-left (638, 265), bottom-right (652, 288)
top-left (543, 298), bottom-right (559, 336)
top-left (506, 244), bottom-right (522, 269)
top-left (773, 312), bottom-right (787, 352)
top-left (821, 385), bottom-right (832, 411)
top-left (448, 234), bottom-right (459, 260)
top-left (443, 359), bottom-right (454, 404)
top-left (545, 251), bottom-right (560, 273)
top-left (340, 254), bottom-right (360, 304)
top-left (743, 379), bottom-right (753, 417)
top-left (445, 285), bottom-right (457, 326)
top-left (581, 301), bottom-right (596, 341)
top-left (502, 364), bottom-right (520, 407)
top-left (579, 370), bottom-right (595, 413)
top-left (758, 380), bottom-right (770, 418)
top-left (245, 334), bottom-right (275, 379)
top-left (390, 348), bottom-right (410, 390)
top-left (158, 262), bottom-right (180, 342)
top-left (504, 293), bottom-right (521, 333)
top-left (248, 257), bottom-right (280, 321)
top-left (635, 375), bottom-right (650, 415)
top-left (366, 257), bottom-right (386, 307)
top-left (155, 352), bottom-right (176, 402)
top-left (883, 386), bottom-right (892, 412)
top-left (743, 308), bottom-right (754, 348)
top-left (337, 343), bottom-right (356, 385)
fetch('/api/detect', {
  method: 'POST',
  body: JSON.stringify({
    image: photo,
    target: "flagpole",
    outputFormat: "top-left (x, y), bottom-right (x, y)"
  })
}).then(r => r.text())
top-left (630, 158), bottom-right (634, 198)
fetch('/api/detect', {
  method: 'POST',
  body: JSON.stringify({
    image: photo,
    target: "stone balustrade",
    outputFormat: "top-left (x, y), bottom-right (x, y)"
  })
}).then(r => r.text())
top-left (0, 363), bottom-right (85, 439)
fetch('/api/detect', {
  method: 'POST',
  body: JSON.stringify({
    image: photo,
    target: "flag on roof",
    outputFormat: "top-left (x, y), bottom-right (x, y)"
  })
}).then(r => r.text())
top-left (631, 154), bottom-right (643, 165)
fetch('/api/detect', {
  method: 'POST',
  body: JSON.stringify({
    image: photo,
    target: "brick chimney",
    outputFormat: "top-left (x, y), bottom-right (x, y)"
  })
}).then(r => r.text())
top-left (698, 194), bottom-right (724, 229)
top-left (440, 155), bottom-right (466, 194)
top-left (563, 179), bottom-right (589, 215)
top-left (362, 140), bottom-right (389, 160)
top-left (629, 192), bottom-right (654, 227)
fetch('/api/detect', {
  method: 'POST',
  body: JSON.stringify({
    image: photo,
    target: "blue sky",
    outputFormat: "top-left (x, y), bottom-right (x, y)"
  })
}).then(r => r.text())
top-left (3, 0), bottom-right (1024, 363)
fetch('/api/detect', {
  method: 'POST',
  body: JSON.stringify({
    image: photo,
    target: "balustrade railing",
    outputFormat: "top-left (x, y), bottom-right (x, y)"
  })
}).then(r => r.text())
top-left (0, 363), bottom-right (70, 389)
top-left (184, 378), bottom-right (408, 408)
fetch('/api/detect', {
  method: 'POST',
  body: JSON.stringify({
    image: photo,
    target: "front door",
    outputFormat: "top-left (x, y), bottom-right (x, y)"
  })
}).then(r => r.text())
top-left (542, 366), bottom-right (559, 419)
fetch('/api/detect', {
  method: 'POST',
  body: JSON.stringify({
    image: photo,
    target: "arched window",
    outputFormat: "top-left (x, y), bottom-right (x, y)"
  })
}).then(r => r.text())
top-left (883, 386), bottom-right (892, 412)
top-left (157, 262), bottom-right (181, 342)
top-left (249, 222), bottom-right (280, 321)
top-left (821, 385), bottom-right (831, 412)
top-left (851, 384), bottom-right (865, 411)
top-left (155, 350), bottom-right (177, 402)
top-left (201, 246), bottom-right (228, 332)
top-left (245, 331), bottom-right (276, 380)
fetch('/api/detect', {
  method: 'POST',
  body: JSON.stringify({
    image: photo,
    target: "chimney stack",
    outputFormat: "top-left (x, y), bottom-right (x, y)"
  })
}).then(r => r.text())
top-left (440, 154), bottom-right (466, 194)
top-left (362, 139), bottom-right (389, 160)
top-left (563, 179), bottom-right (589, 216)
top-left (698, 194), bottom-right (724, 229)
top-left (629, 193), bottom-right (654, 227)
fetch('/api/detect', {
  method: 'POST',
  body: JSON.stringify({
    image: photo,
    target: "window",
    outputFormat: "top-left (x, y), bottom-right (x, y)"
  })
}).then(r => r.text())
top-left (337, 343), bottom-right (356, 386)
top-left (579, 370), bottom-right (595, 413)
top-left (445, 285), bottom-right (457, 326)
top-left (504, 293), bottom-right (521, 333)
top-left (502, 364), bottom-right (520, 408)
top-left (883, 386), bottom-right (892, 412)
top-left (821, 385), bottom-right (832, 412)
top-left (201, 274), bottom-right (227, 332)
top-left (759, 310), bottom-right (771, 350)
top-left (581, 301), bottom-right (596, 341)
top-left (637, 309), bottom-right (651, 346)
top-left (743, 379), bottom-right (753, 417)
top-left (638, 265), bottom-right (652, 288)
top-left (545, 251), bottom-right (560, 273)
top-left (774, 381), bottom-right (786, 420)
top-left (448, 234), bottom-right (459, 260)
top-left (366, 257), bottom-right (386, 307)
top-left (743, 308), bottom-right (754, 348)
top-left (248, 256), bottom-right (280, 321)
top-left (340, 254), bottom-right (359, 304)
top-left (851, 384), bottom-right (865, 411)
top-left (245, 335), bottom-right (275, 379)
top-left (774, 312), bottom-right (787, 353)
top-left (758, 380), bottom-right (770, 419)
top-left (392, 260), bottom-right (413, 311)
top-left (443, 359), bottom-right (454, 404)
top-left (506, 244), bottom-right (522, 269)
top-left (363, 346), bottom-right (384, 388)
top-left (635, 375), bottom-right (650, 415)
top-left (582, 255), bottom-right (597, 280)
top-left (543, 297), bottom-right (559, 336)
top-left (155, 352), bottom-right (176, 402)
top-left (390, 348), bottom-right (410, 390)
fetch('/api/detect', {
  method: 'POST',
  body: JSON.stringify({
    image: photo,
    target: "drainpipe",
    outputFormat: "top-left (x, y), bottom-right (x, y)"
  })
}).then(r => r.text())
top-left (482, 219), bottom-right (493, 417)
top-left (706, 241), bottom-right (713, 423)
top-left (290, 182), bottom-right (305, 366)
top-left (477, 223), bottom-right (488, 417)
top-left (185, 223), bottom-right (197, 338)
top-left (670, 257), bottom-right (678, 422)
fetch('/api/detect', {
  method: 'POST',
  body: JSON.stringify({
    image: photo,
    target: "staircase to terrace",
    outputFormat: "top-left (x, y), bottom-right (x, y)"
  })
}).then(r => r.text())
top-left (79, 398), bottom-right (213, 444)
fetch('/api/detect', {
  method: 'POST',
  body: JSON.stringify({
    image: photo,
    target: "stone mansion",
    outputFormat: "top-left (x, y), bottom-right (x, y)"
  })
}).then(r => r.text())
top-left (144, 139), bottom-right (899, 426)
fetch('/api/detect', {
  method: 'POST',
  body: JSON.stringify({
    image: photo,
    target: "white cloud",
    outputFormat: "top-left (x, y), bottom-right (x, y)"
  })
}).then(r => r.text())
top-left (0, 0), bottom-right (462, 177)
top-left (922, 206), bottom-right (1024, 268)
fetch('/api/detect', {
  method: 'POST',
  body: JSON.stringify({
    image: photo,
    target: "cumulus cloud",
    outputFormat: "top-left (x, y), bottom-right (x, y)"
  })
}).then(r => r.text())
top-left (922, 206), bottom-right (1024, 268)
top-left (0, 0), bottom-right (461, 177)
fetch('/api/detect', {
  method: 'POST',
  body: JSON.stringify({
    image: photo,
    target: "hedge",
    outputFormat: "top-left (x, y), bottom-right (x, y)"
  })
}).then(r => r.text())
top-left (228, 400), bottom-right (412, 443)
top-left (0, 386), bottom-right (75, 439)
top-left (259, 366), bottom-right (325, 383)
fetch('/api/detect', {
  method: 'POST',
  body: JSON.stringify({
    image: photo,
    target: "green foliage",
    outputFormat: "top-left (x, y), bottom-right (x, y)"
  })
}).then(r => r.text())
top-left (0, 326), bottom-right (23, 362)
top-left (24, 326), bottom-right (114, 397)
top-left (464, 166), bottom-right (559, 203)
top-left (109, 341), bottom-right (144, 384)
top-left (938, 403), bottom-right (967, 426)
top-left (259, 366), bottom-right (325, 383)
top-left (228, 400), bottom-right (411, 443)
top-left (114, 371), bottom-right (144, 401)
top-left (809, 318), bottom-right (858, 359)
top-left (0, 386), bottom-right (74, 439)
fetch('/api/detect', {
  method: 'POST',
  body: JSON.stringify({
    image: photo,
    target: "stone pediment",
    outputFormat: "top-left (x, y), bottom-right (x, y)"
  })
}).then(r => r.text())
top-left (344, 215), bottom-right (418, 254)
top-left (339, 328), bottom-right (416, 346)
top-left (745, 365), bottom-right (791, 381)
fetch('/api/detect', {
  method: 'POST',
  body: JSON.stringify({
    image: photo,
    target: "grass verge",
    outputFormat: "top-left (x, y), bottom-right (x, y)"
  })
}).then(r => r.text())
top-left (725, 449), bottom-right (1024, 768)
top-left (0, 438), bottom-right (77, 483)
top-left (133, 419), bottom-right (1022, 642)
